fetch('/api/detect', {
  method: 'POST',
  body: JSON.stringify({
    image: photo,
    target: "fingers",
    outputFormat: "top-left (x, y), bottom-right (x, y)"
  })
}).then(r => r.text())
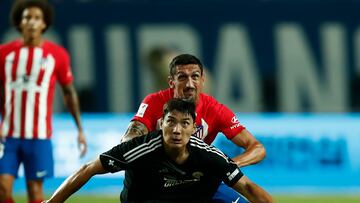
top-left (78, 132), bottom-right (87, 158)
top-left (78, 141), bottom-right (87, 158)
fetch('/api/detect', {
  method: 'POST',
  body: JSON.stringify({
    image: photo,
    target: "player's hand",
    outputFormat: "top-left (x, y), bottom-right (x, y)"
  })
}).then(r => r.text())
top-left (77, 131), bottom-right (87, 158)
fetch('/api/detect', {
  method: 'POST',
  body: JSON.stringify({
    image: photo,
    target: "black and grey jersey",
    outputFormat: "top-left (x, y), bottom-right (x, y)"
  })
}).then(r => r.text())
top-left (99, 130), bottom-right (243, 203)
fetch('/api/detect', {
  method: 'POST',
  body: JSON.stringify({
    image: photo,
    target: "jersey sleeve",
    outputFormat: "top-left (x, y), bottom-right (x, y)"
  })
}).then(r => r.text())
top-left (205, 144), bottom-right (244, 186)
top-left (222, 156), bottom-right (244, 187)
top-left (55, 47), bottom-right (74, 85)
top-left (99, 140), bottom-right (136, 173)
top-left (131, 93), bottom-right (163, 132)
top-left (216, 103), bottom-right (245, 140)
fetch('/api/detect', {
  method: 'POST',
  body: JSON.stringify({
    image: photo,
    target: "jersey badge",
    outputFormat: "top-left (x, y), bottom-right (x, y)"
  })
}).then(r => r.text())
top-left (135, 103), bottom-right (148, 117)
top-left (108, 159), bottom-right (114, 166)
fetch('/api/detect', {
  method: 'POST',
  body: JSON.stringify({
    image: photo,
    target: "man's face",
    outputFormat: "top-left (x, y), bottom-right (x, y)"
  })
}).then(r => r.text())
top-left (20, 7), bottom-right (46, 40)
top-left (161, 110), bottom-right (196, 150)
top-left (168, 64), bottom-right (204, 103)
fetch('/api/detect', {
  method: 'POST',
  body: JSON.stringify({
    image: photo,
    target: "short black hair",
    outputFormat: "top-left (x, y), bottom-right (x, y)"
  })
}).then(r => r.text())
top-left (163, 98), bottom-right (196, 122)
top-left (169, 54), bottom-right (204, 77)
top-left (11, 0), bottom-right (54, 33)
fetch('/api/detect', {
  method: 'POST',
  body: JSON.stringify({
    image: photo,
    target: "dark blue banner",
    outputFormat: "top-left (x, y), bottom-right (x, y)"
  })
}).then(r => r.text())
top-left (1, 0), bottom-right (360, 112)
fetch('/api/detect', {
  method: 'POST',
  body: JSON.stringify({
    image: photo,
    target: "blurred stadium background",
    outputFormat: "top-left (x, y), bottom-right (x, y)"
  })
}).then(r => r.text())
top-left (1, 0), bottom-right (360, 202)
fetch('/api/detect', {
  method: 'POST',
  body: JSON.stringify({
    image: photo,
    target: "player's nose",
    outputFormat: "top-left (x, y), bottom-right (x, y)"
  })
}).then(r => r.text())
top-left (185, 77), bottom-right (195, 88)
top-left (172, 123), bottom-right (182, 133)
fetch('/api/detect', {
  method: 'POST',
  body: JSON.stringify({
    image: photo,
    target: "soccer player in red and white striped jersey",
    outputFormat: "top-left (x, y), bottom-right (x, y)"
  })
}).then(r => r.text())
top-left (0, 1), bottom-right (87, 203)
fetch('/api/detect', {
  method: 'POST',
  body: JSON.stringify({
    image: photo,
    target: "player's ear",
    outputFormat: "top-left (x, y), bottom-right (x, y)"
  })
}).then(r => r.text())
top-left (192, 122), bottom-right (196, 134)
top-left (41, 23), bottom-right (47, 31)
top-left (159, 118), bottom-right (164, 130)
top-left (168, 76), bottom-right (175, 88)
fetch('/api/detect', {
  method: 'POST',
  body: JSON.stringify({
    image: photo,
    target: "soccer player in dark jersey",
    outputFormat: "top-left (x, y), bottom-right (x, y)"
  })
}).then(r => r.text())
top-left (0, 1), bottom-right (87, 203)
top-left (44, 99), bottom-right (273, 203)
top-left (121, 53), bottom-right (266, 203)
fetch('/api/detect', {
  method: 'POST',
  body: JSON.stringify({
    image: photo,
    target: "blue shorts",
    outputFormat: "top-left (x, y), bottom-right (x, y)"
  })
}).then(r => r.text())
top-left (0, 137), bottom-right (54, 180)
top-left (212, 182), bottom-right (249, 203)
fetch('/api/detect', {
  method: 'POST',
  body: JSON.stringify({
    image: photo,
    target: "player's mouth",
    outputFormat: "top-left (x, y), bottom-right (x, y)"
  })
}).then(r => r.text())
top-left (25, 28), bottom-right (38, 34)
top-left (184, 89), bottom-right (196, 97)
top-left (171, 138), bottom-right (182, 144)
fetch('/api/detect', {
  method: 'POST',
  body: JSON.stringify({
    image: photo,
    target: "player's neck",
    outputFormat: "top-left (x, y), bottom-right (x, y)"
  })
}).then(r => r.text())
top-left (165, 147), bottom-right (189, 165)
top-left (22, 36), bottom-right (43, 47)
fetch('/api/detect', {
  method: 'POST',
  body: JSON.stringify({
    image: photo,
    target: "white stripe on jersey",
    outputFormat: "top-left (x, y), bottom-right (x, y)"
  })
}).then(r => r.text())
top-left (189, 136), bottom-right (231, 163)
top-left (25, 48), bottom-right (43, 138)
top-left (1, 52), bottom-right (15, 136)
top-left (13, 48), bottom-right (29, 138)
top-left (123, 135), bottom-right (162, 163)
top-left (38, 54), bottom-right (55, 139)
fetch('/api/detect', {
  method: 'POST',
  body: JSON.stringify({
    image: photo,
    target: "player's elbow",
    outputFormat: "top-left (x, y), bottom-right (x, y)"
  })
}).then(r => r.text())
top-left (256, 142), bottom-right (266, 162)
top-left (249, 141), bottom-right (266, 164)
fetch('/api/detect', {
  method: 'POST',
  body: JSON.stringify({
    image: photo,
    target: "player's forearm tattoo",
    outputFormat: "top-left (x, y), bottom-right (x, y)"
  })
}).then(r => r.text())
top-left (125, 121), bottom-right (148, 137)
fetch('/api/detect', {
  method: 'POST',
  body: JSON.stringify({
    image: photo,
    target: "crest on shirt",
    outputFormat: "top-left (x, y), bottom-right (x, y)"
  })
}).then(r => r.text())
top-left (192, 171), bottom-right (204, 179)
top-left (22, 75), bottom-right (30, 83)
top-left (135, 103), bottom-right (148, 117)
top-left (193, 119), bottom-right (208, 140)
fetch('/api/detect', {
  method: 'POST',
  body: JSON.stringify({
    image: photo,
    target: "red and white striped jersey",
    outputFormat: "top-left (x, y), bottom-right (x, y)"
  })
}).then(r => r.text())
top-left (132, 88), bottom-right (245, 145)
top-left (0, 39), bottom-right (74, 139)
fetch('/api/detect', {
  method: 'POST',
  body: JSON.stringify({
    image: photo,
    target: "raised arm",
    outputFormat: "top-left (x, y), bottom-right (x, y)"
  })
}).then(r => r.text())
top-left (120, 120), bottom-right (149, 143)
top-left (231, 129), bottom-right (266, 167)
top-left (232, 175), bottom-right (274, 203)
top-left (45, 158), bottom-right (107, 203)
top-left (61, 83), bottom-right (87, 157)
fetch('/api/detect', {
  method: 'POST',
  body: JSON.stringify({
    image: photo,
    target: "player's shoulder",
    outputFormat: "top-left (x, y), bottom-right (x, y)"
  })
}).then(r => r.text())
top-left (123, 131), bottom-right (163, 156)
top-left (43, 40), bottom-right (69, 55)
top-left (152, 88), bottom-right (172, 98)
top-left (199, 93), bottom-right (225, 109)
top-left (144, 88), bottom-right (172, 103)
top-left (189, 136), bottom-right (227, 160)
top-left (0, 39), bottom-right (22, 52)
top-left (43, 40), bottom-right (62, 48)
top-left (143, 130), bottom-right (163, 143)
top-left (0, 40), bottom-right (22, 62)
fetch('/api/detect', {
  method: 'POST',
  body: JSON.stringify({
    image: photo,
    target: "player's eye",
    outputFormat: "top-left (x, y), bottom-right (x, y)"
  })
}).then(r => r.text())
top-left (166, 119), bottom-right (175, 125)
top-left (182, 121), bottom-right (190, 127)
top-left (177, 75), bottom-right (187, 81)
top-left (192, 74), bottom-right (200, 80)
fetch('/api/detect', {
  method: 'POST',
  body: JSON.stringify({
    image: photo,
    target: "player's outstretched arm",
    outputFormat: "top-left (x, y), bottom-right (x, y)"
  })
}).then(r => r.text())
top-left (61, 83), bottom-right (87, 157)
top-left (120, 120), bottom-right (149, 143)
top-left (230, 129), bottom-right (266, 167)
top-left (232, 175), bottom-right (274, 203)
top-left (44, 158), bottom-right (107, 203)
